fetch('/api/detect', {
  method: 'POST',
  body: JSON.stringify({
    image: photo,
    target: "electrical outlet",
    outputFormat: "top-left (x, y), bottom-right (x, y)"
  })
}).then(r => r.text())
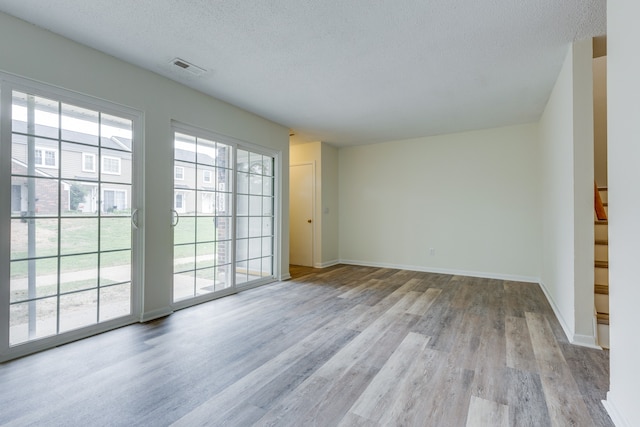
top-left (429, 248), bottom-right (435, 256)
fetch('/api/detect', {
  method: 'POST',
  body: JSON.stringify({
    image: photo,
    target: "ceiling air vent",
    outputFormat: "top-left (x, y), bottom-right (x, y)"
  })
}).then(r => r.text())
top-left (170, 58), bottom-right (206, 76)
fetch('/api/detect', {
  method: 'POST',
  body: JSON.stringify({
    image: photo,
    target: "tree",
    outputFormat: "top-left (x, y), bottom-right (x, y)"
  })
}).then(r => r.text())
top-left (70, 184), bottom-right (87, 210)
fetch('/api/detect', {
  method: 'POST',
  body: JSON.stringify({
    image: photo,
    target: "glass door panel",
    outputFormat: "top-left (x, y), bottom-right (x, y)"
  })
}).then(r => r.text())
top-left (8, 90), bottom-right (136, 347)
top-left (235, 149), bottom-right (275, 285)
top-left (173, 131), bottom-right (233, 302)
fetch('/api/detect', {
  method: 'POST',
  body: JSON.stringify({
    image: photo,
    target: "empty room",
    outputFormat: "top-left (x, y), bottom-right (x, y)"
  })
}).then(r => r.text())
top-left (1, 1), bottom-right (639, 426)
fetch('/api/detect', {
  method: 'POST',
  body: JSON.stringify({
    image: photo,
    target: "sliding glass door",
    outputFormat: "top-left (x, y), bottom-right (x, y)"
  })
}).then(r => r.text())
top-left (172, 127), bottom-right (276, 304)
top-left (235, 149), bottom-right (274, 284)
top-left (172, 132), bottom-right (233, 301)
top-left (2, 84), bottom-right (140, 350)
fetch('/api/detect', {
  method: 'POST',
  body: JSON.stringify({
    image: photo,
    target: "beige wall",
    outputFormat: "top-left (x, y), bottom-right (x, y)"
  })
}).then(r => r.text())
top-left (593, 56), bottom-right (608, 187)
top-left (606, 0), bottom-right (640, 425)
top-left (290, 141), bottom-right (339, 267)
top-left (338, 123), bottom-right (541, 281)
top-left (321, 143), bottom-right (339, 264)
top-left (0, 12), bottom-right (290, 322)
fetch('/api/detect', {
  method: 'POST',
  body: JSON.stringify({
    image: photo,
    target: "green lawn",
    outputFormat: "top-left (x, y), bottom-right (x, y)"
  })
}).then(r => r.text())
top-left (10, 214), bottom-right (220, 278)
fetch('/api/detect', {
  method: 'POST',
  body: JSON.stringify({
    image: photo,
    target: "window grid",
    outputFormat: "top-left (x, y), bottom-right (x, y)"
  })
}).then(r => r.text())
top-left (8, 90), bottom-right (134, 347)
top-left (235, 149), bottom-right (274, 285)
top-left (173, 132), bottom-right (234, 302)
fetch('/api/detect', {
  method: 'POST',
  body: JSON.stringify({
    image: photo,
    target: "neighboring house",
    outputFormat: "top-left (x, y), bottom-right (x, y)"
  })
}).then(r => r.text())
top-left (173, 136), bottom-right (231, 215)
top-left (10, 121), bottom-right (132, 215)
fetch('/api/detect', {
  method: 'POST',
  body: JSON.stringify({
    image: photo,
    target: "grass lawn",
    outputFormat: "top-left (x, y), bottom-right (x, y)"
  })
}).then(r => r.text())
top-left (10, 214), bottom-right (222, 278)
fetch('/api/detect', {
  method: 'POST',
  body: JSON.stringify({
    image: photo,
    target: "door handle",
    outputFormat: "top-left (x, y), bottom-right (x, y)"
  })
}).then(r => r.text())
top-left (131, 209), bottom-right (140, 229)
top-left (171, 209), bottom-right (180, 227)
top-left (307, 219), bottom-right (312, 223)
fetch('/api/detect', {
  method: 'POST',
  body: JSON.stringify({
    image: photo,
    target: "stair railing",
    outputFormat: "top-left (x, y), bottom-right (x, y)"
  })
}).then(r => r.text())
top-left (595, 181), bottom-right (607, 221)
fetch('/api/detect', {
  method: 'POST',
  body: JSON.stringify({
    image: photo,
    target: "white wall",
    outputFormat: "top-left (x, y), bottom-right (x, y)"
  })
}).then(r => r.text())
top-left (338, 123), bottom-right (541, 281)
top-left (290, 141), bottom-right (339, 267)
top-left (0, 12), bottom-right (290, 320)
top-left (539, 40), bottom-right (596, 347)
top-left (605, 1), bottom-right (640, 425)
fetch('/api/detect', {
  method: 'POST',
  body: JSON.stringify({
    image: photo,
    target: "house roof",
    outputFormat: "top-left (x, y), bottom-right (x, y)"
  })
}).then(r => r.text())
top-left (0, 2), bottom-right (606, 147)
top-left (12, 123), bottom-right (132, 152)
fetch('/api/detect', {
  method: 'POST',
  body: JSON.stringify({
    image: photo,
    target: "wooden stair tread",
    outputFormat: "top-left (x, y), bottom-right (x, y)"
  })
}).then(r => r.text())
top-left (595, 239), bottom-right (608, 245)
top-left (595, 260), bottom-right (609, 269)
top-left (597, 312), bottom-right (609, 325)
top-left (595, 220), bottom-right (608, 225)
top-left (598, 187), bottom-right (608, 191)
top-left (595, 284), bottom-right (609, 295)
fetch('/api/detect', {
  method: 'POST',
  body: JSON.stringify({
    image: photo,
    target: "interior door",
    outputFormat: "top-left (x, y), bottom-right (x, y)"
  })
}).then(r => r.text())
top-left (289, 163), bottom-right (313, 267)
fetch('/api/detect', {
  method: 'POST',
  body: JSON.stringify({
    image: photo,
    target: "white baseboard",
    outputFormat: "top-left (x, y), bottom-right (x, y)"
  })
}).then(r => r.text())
top-left (280, 273), bottom-right (292, 281)
top-left (604, 392), bottom-right (632, 427)
top-left (140, 307), bottom-right (173, 323)
top-left (315, 260), bottom-right (340, 268)
top-left (338, 259), bottom-right (539, 283)
top-left (538, 281), bottom-right (600, 349)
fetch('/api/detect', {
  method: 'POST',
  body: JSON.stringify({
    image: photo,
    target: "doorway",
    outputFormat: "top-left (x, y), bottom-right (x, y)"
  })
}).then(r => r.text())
top-left (289, 163), bottom-right (314, 267)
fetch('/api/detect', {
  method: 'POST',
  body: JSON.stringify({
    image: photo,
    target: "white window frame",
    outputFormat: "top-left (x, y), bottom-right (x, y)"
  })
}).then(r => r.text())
top-left (203, 169), bottom-right (212, 183)
top-left (102, 155), bottom-right (121, 175)
top-left (175, 166), bottom-right (184, 181)
top-left (102, 188), bottom-right (127, 212)
top-left (82, 152), bottom-right (96, 172)
top-left (175, 192), bottom-right (185, 213)
top-left (0, 72), bottom-right (144, 363)
top-left (34, 146), bottom-right (58, 169)
top-left (171, 121), bottom-right (281, 312)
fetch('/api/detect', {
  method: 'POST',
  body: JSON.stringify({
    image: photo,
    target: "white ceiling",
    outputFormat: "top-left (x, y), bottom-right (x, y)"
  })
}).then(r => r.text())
top-left (0, 1), bottom-right (605, 147)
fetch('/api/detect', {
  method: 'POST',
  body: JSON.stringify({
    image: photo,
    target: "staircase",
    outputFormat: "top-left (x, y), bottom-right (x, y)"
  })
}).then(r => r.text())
top-left (594, 185), bottom-right (609, 349)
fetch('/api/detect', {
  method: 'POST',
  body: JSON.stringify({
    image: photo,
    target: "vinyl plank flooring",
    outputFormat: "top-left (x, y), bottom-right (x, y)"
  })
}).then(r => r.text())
top-left (0, 265), bottom-right (612, 427)
top-left (505, 315), bottom-right (538, 372)
top-left (348, 332), bottom-right (431, 422)
top-left (466, 395), bottom-right (509, 427)
top-left (525, 312), bottom-right (598, 426)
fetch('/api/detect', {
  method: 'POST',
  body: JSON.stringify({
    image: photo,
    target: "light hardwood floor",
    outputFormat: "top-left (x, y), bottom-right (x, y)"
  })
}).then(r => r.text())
top-left (0, 265), bottom-right (612, 426)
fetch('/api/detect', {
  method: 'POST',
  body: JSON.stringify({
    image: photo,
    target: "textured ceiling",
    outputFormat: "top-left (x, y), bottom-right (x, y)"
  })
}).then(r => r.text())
top-left (0, 1), bottom-right (606, 146)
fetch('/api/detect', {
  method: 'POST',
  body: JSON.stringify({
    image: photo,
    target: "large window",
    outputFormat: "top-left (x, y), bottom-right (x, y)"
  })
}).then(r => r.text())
top-left (1, 80), bottom-right (141, 357)
top-left (235, 149), bottom-right (274, 284)
top-left (172, 127), bottom-right (277, 304)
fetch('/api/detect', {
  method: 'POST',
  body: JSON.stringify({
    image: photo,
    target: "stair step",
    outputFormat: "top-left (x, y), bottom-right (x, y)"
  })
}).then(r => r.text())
top-left (595, 267), bottom-right (609, 286)
top-left (595, 293), bottom-right (609, 314)
top-left (595, 220), bottom-right (608, 225)
top-left (595, 260), bottom-right (609, 269)
top-left (595, 239), bottom-right (608, 245)
top-left (595, 244), bottom-right (608, 262)
top-left (597, 312), bottom-right (609, 325)
top-left (595, 284), bottom-right (609, 295)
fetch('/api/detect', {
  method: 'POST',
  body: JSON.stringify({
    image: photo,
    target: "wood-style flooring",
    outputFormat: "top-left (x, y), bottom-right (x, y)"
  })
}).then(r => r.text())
top-left (0, 265), bottom-right (612, 426)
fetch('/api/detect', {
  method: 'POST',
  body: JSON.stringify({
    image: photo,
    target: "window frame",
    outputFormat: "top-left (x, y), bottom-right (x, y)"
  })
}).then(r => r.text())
top-left (174, 165), bottom-right (184, 181)
top-left (33, 146), bottom-right (58, 169)
top-left (171, 121), bottom-right (281, 310)
top-left (102, 155), bottom-right (121, 175)
top-left (203, 169), bottom-right (212, 184)
top-left (0, 72), bottom-right (144, 363)
top-left (82, 152), bottom-right (96, 173)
